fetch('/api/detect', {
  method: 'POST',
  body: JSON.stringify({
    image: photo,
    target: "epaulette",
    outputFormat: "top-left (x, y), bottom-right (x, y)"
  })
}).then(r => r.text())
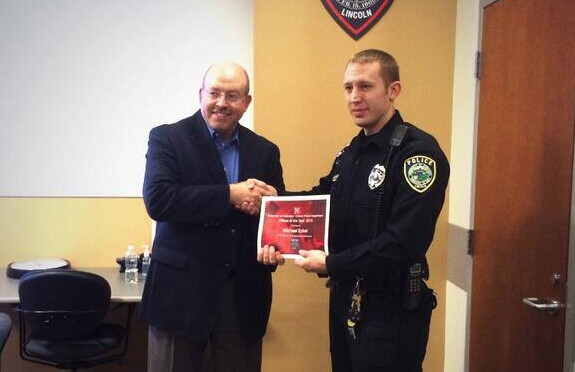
top-left (335, 143), bottom-right (351, 160)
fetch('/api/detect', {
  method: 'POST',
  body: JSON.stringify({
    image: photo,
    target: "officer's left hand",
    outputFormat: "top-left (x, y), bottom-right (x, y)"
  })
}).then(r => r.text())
top-left (295, 250), bottom-right (327, 274)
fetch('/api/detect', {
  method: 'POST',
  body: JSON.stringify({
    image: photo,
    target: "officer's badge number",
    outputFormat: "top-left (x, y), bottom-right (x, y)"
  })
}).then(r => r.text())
top-left (404, 155), bottom-right (436, 193)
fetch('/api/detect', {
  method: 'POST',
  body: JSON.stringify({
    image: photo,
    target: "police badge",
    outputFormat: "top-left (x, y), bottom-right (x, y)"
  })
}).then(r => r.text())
top-left (404, 155), bottom-right (437, 193)
top-left (368, 164), bottom-right (386, 190)
top-left (321, 0), bottom-right (395, 40)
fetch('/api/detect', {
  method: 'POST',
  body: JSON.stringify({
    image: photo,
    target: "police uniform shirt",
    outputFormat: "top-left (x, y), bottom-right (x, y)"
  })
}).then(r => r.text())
top-left (311, 111), bottom-right (450, 283)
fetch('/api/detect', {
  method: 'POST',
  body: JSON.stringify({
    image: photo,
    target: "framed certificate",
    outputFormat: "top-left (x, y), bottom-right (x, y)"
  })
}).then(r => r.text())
top-left (257, 195), bottom-right (330, 259)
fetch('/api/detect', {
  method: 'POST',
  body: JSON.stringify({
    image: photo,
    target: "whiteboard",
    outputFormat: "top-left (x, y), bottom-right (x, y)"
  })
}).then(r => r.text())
top-left (0, 0), bottom-right (253, 197)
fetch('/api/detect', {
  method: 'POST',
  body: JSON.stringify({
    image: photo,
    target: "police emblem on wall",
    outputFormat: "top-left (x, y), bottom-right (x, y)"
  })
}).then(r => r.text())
top-left (404, 155), bottom-right (437, 193)
top-left (321, 0), bottom-right (395, 40)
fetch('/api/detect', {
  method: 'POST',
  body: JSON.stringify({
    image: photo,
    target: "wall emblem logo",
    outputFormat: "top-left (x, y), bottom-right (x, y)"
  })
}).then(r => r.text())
top-left (321, 0), bottom-right (395, 40)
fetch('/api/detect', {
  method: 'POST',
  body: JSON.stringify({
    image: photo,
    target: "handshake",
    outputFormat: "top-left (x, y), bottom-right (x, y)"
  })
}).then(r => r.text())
top-left (229, 178), bottom-right (277, 215)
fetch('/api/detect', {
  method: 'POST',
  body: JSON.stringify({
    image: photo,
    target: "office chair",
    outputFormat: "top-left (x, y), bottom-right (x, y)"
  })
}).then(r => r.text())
top-left (0, 312), bottom-right (12, 372)
top-left (17, 269), bottom-right (132, 372)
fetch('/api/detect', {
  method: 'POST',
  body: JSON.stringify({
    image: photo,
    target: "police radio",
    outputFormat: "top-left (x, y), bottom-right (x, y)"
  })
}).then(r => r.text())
top-left (372, 124), bottom-right (409, 237)
top-left (389, 124), bottom-right (408, 148)
top-left (368, 124), bottom-right (424, 310)
top-left (402, 263), bottom-right (423, 310)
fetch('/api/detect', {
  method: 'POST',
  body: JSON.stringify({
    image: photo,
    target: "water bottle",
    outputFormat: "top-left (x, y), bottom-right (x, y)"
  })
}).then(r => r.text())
top-left (141, 244), bottom-right (151, 279)
top-left (124, 245), bottom-right (139, 283)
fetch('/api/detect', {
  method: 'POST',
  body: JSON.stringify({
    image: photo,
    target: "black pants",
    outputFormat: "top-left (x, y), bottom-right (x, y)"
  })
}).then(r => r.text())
top-left (329, 283), bottom-right (435, 372)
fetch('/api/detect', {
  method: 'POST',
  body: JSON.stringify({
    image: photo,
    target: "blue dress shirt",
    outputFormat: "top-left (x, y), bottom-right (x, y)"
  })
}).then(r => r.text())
top-left (205, 124), bottom-right (239, 184)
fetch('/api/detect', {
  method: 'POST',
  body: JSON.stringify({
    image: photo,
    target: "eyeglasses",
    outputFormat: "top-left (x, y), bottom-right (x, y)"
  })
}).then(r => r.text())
top-left (204, 89), bottom-right (245, 103)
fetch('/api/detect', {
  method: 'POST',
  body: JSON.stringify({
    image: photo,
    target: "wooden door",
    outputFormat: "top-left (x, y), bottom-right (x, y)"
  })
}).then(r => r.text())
top-left (470, 0), bottom-right (575, 371)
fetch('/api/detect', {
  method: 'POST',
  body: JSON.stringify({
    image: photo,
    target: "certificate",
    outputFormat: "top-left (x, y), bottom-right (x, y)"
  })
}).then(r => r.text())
top-left (257, 195), bottom-right (330, 259)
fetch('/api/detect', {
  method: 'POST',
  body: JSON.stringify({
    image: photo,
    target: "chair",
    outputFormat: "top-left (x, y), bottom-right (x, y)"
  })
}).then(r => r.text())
top-left (0, 312), bottom-right (12, 372)
top-left (17, 269), bottom-right (132, 372)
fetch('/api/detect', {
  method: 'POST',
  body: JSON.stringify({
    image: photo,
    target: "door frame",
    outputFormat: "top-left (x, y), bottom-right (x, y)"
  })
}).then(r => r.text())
top-left (481, 0), bottom-right (500, 8)
top-left (564, 134), bottom-right (575, 371)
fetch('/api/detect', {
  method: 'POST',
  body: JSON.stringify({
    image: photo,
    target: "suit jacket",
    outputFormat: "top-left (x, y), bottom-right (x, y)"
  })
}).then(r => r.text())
top-left (139, 110), bottom-right (285, 342)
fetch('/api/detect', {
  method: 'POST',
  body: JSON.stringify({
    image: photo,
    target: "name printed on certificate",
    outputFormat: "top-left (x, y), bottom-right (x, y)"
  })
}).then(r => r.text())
top-left (257, 195), bottom-right (330, 259)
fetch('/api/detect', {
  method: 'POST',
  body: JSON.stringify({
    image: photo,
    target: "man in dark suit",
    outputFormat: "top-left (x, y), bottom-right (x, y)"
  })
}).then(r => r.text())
top-left (140, 62), bottom-right (285, 372)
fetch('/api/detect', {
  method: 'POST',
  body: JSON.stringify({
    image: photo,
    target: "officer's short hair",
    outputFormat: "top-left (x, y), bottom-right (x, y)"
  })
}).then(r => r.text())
top-left (347, 49), bottom-right (400, 87)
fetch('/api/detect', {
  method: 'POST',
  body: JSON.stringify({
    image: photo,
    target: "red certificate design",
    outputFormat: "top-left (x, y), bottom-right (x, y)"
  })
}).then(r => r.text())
top-left (257, 195), bottom-right (330, 258)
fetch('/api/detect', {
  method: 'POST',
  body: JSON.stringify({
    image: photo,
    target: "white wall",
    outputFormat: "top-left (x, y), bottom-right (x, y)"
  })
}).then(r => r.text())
top-left (448, 0), bottom-right (480, 230)
top-left (445, 0), bottom-right (481, 371)
top-left (0, 0), bottom-right (253, 197)
top-left (445, 281), bottom-right (469, 372)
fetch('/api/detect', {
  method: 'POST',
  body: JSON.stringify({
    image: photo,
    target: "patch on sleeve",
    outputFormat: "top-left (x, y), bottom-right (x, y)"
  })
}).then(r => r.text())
top-left (403, 155), bottom-right (437, 193)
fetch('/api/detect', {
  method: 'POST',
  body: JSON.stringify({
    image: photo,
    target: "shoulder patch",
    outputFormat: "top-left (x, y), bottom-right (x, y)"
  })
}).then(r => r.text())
top-left (403, 155), bottom-right (437, 193)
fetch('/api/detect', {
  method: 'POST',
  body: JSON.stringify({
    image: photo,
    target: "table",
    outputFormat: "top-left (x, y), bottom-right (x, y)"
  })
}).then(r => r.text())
top-left (0, 267), bottom-right (145, 303)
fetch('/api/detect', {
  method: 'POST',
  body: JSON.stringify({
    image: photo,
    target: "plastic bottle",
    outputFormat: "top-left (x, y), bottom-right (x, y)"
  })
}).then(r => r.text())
top-left (124, 245), bottom-right (139, 283)
top-left (141, 244), bottom-right (151, 279)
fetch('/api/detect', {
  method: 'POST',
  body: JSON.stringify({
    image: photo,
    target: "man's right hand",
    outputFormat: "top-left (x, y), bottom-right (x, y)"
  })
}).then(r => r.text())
top-left (229, 178), bottom-right (277, 215)
top-left (257, 245), bottom-right (285, 266)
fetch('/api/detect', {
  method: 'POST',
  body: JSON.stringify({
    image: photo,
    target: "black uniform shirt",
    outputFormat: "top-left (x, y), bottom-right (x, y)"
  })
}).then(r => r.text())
top-left (312, 111), bottom-right (449, 283)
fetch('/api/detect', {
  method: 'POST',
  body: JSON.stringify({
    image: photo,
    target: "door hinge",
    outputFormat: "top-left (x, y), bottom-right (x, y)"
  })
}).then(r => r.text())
top-left (467, 229), bottom-right (475, 256)
top-left (475, 51), bottom-right (482, 80)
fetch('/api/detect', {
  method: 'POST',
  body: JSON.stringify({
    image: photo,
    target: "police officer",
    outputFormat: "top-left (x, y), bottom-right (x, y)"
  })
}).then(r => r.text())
top-left (260, 49), bottom-right (449, 372)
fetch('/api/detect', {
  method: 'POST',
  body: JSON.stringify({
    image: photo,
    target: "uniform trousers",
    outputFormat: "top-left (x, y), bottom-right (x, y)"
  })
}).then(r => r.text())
top-left (329, 282), bottom-right (435, 372)
top-left (148, 277), bottom-right (262, 372)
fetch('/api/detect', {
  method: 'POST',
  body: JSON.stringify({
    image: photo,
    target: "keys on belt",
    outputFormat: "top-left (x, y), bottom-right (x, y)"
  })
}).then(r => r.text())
top-left (346, 277), bottom-right (363, 340)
